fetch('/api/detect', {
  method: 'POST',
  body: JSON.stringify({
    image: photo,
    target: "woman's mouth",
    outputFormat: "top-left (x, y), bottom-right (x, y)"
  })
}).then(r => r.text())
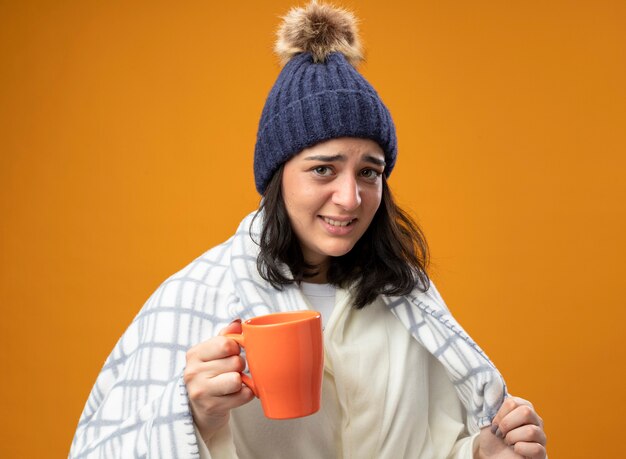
top-left (319, 216), bottom-right (358, 236)
top-left (322, 217), bottom-right (355, 227)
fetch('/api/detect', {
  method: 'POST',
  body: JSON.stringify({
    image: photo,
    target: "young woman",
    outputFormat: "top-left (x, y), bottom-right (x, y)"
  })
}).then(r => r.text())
top-left (71, 3), bottom-right (546, 458)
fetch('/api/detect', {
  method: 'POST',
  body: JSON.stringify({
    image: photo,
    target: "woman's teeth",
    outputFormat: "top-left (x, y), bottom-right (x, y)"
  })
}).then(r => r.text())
top-left (323, 217), bottom-right (353, 227)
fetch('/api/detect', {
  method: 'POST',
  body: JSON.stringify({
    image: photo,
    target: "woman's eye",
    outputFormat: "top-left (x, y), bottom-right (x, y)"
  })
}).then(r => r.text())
top-left (360, 169), bottom-right (382, 180)
top-left (313, 166), bottom-right (333, 176)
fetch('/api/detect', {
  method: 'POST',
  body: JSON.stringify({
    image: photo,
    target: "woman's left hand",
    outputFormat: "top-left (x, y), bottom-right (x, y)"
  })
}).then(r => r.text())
top-left (476, 396), bottom-right (547, 459)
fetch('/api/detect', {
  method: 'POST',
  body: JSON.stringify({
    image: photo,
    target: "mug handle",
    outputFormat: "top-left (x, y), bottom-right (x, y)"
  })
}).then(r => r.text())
top-left (225, 333), bottom-right (258, 397)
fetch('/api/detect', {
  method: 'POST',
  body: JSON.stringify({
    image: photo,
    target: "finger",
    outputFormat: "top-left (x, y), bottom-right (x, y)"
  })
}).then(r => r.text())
top-left (191, 354), bottom-right (246, 379)
top-left (491, 396), bottom-right (526, 425)
top-left (187, 335), bottom-right (241, 362)
top-left (508, 395), bottom-right (534, 408)
top-left (208, 371), bottom-right (246, 396)
top-left (512, 441), bottom-right (546, 459)
top-left (499, 404), bottom-right (543, 438)
top-left (504, 423), bottom-right (547, 447)
top-left (219, 319), bottom-right (242, 336)
top-left (188, 371), bottom-right (246, 402)
top-left (188, 374), bottom-right (255, 413)
top-left (491, 396), bottom-right (540, 433)
top-left (218, 384), bottom-right (255, 411)
top-left (195, 385), bottom-right (255, 416)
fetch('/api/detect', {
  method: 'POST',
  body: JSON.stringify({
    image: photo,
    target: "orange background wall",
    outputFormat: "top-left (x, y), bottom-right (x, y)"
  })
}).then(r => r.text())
top-left (1, 1), bottom-right (624, 457)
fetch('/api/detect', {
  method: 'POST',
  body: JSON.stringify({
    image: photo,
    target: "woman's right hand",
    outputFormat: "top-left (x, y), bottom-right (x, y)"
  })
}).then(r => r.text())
top-left (184, 319), bottom-right (255, 444)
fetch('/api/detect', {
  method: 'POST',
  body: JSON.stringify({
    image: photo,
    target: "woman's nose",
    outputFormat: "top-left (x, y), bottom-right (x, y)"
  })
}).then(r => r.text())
top-left (331, 175), bottom-right (361, 210)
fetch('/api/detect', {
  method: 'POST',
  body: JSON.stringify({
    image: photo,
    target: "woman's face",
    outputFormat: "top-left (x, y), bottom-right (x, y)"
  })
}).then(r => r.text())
top-left (281, 137), bottom-right (385, 269)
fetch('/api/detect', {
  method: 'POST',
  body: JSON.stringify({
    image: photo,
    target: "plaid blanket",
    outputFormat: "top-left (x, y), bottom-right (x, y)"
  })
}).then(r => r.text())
top-left (70, 211), bottom-right (506, 458)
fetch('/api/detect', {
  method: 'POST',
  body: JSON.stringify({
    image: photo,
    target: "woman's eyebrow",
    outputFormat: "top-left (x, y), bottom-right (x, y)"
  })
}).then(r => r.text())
top-left (304, 154), bottom-right (345, 162)
top-left (303, 154), bottom-right (386, 167)
top-left (364, 155), bottom-right (386, 167)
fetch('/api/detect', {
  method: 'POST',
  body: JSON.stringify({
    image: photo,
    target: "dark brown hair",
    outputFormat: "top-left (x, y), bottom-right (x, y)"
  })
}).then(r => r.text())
top-left (252, 164), bottom-right (430, 309)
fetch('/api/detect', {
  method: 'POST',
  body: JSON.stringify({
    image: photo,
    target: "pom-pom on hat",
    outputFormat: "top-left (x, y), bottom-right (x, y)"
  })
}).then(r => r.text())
top-left (253, 0), bottom-right (397, 194)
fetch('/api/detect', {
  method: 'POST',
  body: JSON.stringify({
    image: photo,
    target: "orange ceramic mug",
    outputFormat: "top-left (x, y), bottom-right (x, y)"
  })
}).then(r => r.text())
top-left (227, 310), bottom-right (323, 419)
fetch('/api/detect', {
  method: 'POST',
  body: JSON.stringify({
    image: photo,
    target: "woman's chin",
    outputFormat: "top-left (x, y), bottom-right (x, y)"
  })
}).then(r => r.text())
top-left (321, 243), bottom-right (357, 259)
top-left (301, 238), bottom-right (360, 265)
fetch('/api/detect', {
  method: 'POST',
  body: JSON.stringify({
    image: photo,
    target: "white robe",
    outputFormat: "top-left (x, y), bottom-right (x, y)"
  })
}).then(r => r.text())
top-left (197, 288), bottom-right (479, 458)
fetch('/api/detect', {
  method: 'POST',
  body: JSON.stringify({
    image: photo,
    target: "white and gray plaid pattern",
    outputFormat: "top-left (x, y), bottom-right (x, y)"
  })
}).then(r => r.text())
top-left (70, 211), bottom-right (506, 458)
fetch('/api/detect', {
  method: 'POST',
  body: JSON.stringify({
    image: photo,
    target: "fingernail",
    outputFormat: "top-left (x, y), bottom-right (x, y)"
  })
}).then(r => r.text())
top-left (495, 428), bottom-right (503, 439)
top-left (490, 423), bottom-right (498, 434)
top-left (230, 318), bottom-right (242, 324)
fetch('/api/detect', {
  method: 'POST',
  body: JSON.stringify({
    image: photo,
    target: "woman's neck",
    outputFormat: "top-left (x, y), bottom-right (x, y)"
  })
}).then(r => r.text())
top-left (304, 259), bottom-right (329, 284)
top-left (304, 271), bottom-right (328, 284)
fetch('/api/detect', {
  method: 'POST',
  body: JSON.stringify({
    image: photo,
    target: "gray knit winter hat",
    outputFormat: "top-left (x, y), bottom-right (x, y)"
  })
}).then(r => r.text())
top-left (253, 1), bottom-right (397, 194)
